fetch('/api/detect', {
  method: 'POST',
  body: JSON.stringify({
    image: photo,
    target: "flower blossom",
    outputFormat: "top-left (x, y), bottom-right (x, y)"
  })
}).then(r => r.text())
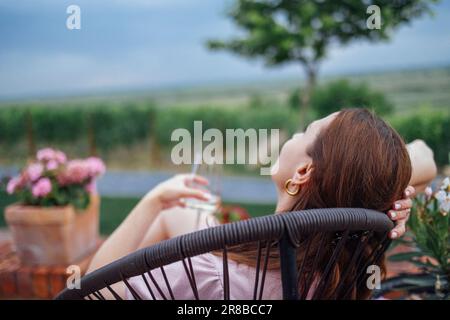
top-left (46, 160), bottom-right (59, 170)
top-left (37, 148), bottom-right (67, 164)
top-left (32, 178), bottom-right (52, 197)
top-left (6, 176), bottom-right (22, 194)
top-left (441, 177), bottom-right (450, 192)
top-left (57, 157), bottom-right (105, 186)
top-left (25, 163), bottom-right (44, 182)
top-left (425, 186), bottom-right (433, 200)
top-left (85, 157), bottom-right (106, 177)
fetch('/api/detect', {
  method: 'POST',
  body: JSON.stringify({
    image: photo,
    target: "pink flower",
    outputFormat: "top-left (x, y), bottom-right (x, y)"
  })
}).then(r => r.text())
top-left (25, 163), bottom-right (44, 182)
top-left (46, 160), bottom-right (59, 170)
top-left (85, 157), bottom-right (106, 177)
top-left (85, 180), bottom-right (97, 194)
top-left (54, 150), bottom-right (67, 164)
top-left (58, 157), bottom-right (105, 186)
top-left (32, 178), bottom-right (52, 197)
top-left (6, 176), bottom-right (22, 194)
top-left (37, 148), bottom-right (67, 164)
top-left (61, 160), bottom-right (90, 184)
top-left (37, 148), bottom-right (55, 161)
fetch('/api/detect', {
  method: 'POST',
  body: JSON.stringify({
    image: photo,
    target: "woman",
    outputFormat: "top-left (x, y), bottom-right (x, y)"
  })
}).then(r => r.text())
top-left (87, 108), bottom-right (437, 299)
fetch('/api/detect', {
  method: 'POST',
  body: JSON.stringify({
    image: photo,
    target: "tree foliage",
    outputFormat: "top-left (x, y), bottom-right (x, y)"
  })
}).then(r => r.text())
top-left (310, 79), bottom-right (394, 117)
top-left (207, 0), bottom-right (438, 122)
top-left (208, 0), bottom-right (437, 70)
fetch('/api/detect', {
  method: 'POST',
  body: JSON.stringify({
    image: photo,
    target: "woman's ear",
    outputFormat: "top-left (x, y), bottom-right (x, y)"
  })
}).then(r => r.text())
top-left (291, 162), bottom-right (313, 186)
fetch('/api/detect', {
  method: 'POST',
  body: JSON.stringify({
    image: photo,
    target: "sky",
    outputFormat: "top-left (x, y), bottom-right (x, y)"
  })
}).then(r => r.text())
top-left (0, 0), bottom-right (450, 99)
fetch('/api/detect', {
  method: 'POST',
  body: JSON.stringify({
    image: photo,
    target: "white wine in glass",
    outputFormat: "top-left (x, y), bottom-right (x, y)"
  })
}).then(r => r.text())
top-left (184, 154), bottom-right (222, 227)
top-left (184, 194), bottom-right (220, 213)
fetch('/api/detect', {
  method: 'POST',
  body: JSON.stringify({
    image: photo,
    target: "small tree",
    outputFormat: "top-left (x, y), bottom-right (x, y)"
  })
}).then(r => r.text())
top-left (207, 0), bottom-right (438, 128)
top-left (310, 79), bottom-right (393, 118)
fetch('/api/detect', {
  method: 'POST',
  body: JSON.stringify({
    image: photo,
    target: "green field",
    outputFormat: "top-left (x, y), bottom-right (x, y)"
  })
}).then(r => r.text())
top-left (140, 66), bottom-right (447, 112)
top-left (122, 66), bottom-right (450, 113)
top-left (0, 66), bottom-right (448, 171)
top-left (2, 66), bottom-right (449, 113)
top-left (0, 193), bottom-right (275, 235)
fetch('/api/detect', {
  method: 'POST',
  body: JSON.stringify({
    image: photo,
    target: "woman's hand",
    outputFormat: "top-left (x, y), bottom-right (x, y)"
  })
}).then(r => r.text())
top-left (388, 185), bottom-right (415, 239)
top-left (146, 174), bottom-right (211, 210)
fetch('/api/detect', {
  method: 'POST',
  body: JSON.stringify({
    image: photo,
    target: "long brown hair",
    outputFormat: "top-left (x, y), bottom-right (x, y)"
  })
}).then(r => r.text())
top-left (227, 108), bottom-right (412, 299)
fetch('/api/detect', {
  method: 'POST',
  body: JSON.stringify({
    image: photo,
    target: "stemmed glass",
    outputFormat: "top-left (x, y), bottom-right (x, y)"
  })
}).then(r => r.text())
top-left (184, 153), bottom-right (222, 229)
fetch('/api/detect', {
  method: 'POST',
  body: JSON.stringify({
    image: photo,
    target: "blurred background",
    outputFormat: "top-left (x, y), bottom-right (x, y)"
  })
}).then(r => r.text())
top-left (0, 0), bottom-right (449, 234)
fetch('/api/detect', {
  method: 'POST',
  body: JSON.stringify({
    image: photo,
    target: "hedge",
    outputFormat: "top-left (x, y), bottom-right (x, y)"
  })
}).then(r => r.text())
top-left (387, 109), bottom-right (450, 167)
top-left (153, 106), bottom-right (297, 147)
top-left (0, 103), bottom-right (155, 151)
top-left (0, 103), bottom-right (448, 166)
top-left (288, 79), bottom-right (394, 118)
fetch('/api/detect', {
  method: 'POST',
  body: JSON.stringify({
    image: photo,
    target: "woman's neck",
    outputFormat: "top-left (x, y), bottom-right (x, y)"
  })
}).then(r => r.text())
top-left (275, 193), bottom-right (295, 213)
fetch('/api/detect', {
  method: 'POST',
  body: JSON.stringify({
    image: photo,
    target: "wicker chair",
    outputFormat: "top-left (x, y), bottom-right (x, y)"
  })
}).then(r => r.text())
top-left (55, 208), bottom-right (393, 300)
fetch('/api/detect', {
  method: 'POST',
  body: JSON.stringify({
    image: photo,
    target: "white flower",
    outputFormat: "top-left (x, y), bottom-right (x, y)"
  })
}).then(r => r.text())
top-left (440, 200), bottom-right (450, 215)
top-left (425, 186), bottom-right (433, 198)
top-left (435, 190), bottom-right (447, 202)
top-left (437, 190), bottom-right (450, 215)
top-left (441, 177), bottom-right (450, 191)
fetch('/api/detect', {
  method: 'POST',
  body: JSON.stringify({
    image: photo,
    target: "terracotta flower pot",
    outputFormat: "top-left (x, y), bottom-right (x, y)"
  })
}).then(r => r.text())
top-left (4, 196), bottom-right (100, 266)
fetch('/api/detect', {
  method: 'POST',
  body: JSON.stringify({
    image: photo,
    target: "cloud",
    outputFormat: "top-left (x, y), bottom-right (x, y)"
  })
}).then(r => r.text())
top-left (0, 0), bottom-right (449, 99)
top-left (109, 0), bottom-right (204, 9)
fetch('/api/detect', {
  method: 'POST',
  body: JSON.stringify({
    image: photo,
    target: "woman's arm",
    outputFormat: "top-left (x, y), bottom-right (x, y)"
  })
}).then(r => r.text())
top-left (86, 174), bottom-right (210, 274)
top-left (137, 207), bottom-right (214, 249)
top-left (86, 194), bottom-right (162, 274)
top-left (407, 139), bottom-right (437, 192)
top-left (388, 140), bottom-right (437, 239)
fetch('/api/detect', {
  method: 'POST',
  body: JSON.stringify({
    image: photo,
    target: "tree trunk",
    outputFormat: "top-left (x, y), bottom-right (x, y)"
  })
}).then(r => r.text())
top-left (299, 66), bottom-right (317, 130)
top-left (87, 115), bottom-right (97, 156)
top-left (148, 113), bottom-right (161, 168)
top-left (26, 110), bottom-right (36, 160)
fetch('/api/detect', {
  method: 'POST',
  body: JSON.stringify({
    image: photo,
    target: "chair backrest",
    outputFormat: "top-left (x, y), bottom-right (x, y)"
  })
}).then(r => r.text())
top-left (55, 208), bottom-right (393, 300)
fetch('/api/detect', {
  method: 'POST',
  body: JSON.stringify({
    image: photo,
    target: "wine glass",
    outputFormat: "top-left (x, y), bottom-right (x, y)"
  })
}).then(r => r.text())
top-left (184, 153), bottom-right (222, 229)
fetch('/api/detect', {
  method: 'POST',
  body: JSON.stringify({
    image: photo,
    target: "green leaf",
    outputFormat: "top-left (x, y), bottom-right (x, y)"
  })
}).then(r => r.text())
top-left (388, 251), bottom-right (423, 262)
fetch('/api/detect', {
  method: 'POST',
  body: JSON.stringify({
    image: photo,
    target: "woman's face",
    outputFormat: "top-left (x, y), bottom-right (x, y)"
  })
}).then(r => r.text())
top-left (271, 112), bottom-right (338, 194)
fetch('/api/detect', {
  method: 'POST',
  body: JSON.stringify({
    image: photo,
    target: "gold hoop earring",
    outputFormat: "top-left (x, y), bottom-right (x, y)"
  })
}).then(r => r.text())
top-left (284, 179), bottom-right (300, 196)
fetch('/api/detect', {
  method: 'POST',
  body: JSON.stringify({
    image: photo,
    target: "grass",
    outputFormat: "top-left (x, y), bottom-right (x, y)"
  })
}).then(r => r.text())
top-left (120, 65), bottom-right (450, 112)
top-left (0, 192), bottom-right (275, 235)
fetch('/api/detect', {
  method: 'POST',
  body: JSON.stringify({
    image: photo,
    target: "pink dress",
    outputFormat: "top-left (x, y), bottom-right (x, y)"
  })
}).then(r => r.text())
top-left (125, 216), bottom-right (283, 300)
top-left (124, 214), bottom-right (367, 300)
top-left (126, 252), bottom-right (283, 300)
